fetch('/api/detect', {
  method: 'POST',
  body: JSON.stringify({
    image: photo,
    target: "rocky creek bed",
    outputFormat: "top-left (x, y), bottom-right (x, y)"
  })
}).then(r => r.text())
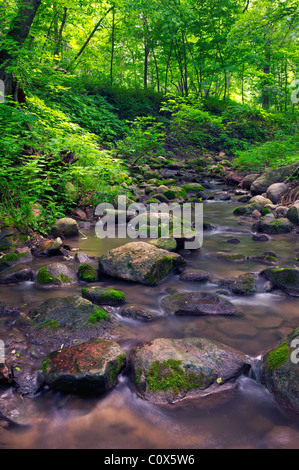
top-left (0, 158), bottom-right (299, 449)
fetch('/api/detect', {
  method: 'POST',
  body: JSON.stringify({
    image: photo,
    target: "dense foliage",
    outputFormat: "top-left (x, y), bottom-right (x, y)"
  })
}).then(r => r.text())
top-left (0, 0), bottom-right (298, 234)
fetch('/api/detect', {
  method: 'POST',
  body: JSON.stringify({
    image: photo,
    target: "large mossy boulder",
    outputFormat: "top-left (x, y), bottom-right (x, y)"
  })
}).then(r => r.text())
top-left (250, 163), bottom-right (297, 195)
top-left (262, 267), bottom-right (299, 296)
top-left (28, 295), bottom-right (111, 332)
top-left (98, 241), bottom-right (186, 285)
top-left (161, 291), bottom-right (241, 316)
top-left (129, 337), bottom-right (251, 404)
top-left (51, 217), bottom-right (79, 238)
top-left (42, 338), bottom-right (126, 394)
top-left (257, 328), bottom-right (299, 413)
top-left (35, 263), bottom-right (77, 288)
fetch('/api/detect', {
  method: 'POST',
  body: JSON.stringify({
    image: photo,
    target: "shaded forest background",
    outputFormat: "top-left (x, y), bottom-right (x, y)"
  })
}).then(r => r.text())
top-left (0, 0), bottom-right (298, 235)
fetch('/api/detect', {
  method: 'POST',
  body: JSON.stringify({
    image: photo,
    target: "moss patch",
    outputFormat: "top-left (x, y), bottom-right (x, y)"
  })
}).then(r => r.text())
top-left (145, 359), bottom-right (205, 394)
top-left (78, 263), bottom-right (98, 282)
top-left (144, 255), bottom-right (173, 285)
top-left (88, 307), bottom-right (109, 324)
top-left (266, 342), bottom-right (290, 371)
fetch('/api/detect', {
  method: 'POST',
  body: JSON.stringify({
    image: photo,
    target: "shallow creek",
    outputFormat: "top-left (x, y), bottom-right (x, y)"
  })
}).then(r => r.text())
top-left (1, 180), bottom-right (299, 449)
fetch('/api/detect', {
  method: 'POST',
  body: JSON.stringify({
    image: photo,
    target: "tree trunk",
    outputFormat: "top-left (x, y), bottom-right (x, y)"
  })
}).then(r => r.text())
top-left (0, 0), bottom-right (42, 101)
top-left (110, 7), bottom-right (115, 86)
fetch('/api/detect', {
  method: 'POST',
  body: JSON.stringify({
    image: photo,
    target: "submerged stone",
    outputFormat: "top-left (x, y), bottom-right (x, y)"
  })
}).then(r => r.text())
top-left (161, 291), bottom-right (240, 316)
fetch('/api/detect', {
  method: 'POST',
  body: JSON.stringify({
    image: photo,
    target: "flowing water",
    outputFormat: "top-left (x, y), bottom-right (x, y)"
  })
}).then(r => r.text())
top-left (1, 180), bottom-right (299, 449)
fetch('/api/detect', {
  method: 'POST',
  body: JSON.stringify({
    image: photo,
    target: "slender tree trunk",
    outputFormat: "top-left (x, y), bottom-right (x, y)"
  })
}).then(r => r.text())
top-left (144, 41), bottom-right (149, 89)
top-left (181, 31), bottom-right (188, 97)
top-left (152, 48), bottom-right (159, 91)
top-left (261, 40), bottom-right (271, 109)
top-left (54, 7), bottom-right (68, 60)
top-left (0, 0), bottom-right (42, 100)
top-left (164, 40), bottom-right (173, 94)
top-left (110, 7), bottom-right (115, 86)
top-left (74, 6), bottom-right (114, 61)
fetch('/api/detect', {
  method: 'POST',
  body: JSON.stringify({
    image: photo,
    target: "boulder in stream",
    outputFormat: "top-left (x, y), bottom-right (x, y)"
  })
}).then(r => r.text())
top-left (129, 337), bottom-right (251, 404)
top-left (257, 328), bottom-right (299, 414)
top-left (262, 267), bottom-right (299, 297)
top-left (217, 273), bottom-right (257, 296)
top-left (161, 291), bottom-right (241, 316)
top-left (42, 338), bottom-right (126, 394)
top-left (35, 263), bottom-right (77, 288)
top-left (98, 241), bottom-right (186, 285)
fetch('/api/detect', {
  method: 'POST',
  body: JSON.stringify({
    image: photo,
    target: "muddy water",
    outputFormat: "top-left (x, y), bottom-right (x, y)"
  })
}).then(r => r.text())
top-left (1, 181), bottom-right (299, 449)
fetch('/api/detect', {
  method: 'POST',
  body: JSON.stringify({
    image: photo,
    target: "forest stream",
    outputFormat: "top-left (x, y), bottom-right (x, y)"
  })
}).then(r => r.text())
top-left (0, 178), bottom-right (299, 450)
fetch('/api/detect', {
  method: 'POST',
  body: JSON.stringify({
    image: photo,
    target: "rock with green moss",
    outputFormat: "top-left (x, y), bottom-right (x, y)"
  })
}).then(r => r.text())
top-left (217, 273), bottom-right (257, 296)
top-left (81, 286), bottom-right (126, 305)
top-left (182, 183), bottom-right (204, 192)
top-left (233, 203), bottom-right (262, 216)
top-left (42, 338), bottom-right (126, 394)
top-left (257, 328), bottom-right (299, 413)
top-left (51, 217), bottom-right (79, 238)
top-left (286, 204), bottom-right (299, 224)
top-left (129, 337), bottom-right (250, 404)
top-left (0, 250), bottom-right (32, 272)
top-left (28, 295), bottom-right (112, 333)
top-left (98, 241), bottom-right (186, 285)
top-left (254, 218), bottom-right (294, 234)
top-left (262, 267), bottom-right (299, 296)
top-left (35, 263), bottom-right (77, 288)
top-left (148, 237), bottom-right (177, 252)
top-left (250, 163), bottom-right (298, 195)
top-left (161, 291), bottom-right (241, 315)
top-left (164, 186), bottom-right (187, 200)
top-left (77, 263), bottom-right (98, 282)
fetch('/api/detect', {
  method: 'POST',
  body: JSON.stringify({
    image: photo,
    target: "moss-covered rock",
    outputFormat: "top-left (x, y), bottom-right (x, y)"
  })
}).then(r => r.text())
top-left (98, 241), bottom-right (186, 285)
top-left (35, 263), bottom-right (77, 288)
top-left (81, 286), bottom-right (126, 305)
top-left (257, 328), bottom-right (299, 413)
top-left (51, 217), bottom-right (79, 238)
top-left (286, 204), bottom-right (299, 224)
top-left (233, 203), bottom-right (262, 216)
top-left (42, 338), bottom-right (126, 394)
top-left (28, 295), bottom-right (111, 333)
top-left (262, 267), bottom-right (299, 296)
top-left (0, 250), bottom-right (32, 272)
top-left (77, 263), bottom-right (98, 282)
top-left (217, 273), bottom-right (257, 296)
top-left (254, 218), bottom-right (294, 234)
top-left (129, 337), bottom-right (250, 404)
